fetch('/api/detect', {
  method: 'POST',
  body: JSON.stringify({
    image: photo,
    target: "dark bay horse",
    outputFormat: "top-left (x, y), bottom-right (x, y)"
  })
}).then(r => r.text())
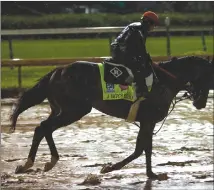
top-left (10, 56), bottom-right (213, 179)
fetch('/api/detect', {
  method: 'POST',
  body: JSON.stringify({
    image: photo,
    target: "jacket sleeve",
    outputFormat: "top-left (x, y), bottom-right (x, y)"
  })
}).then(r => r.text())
top-left (126, 28), bottom-right (148, 60)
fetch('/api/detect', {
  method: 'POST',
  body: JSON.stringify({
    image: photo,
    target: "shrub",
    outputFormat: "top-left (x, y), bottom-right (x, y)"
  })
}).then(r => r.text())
top-left (1, 13), bottom-right (213, 29)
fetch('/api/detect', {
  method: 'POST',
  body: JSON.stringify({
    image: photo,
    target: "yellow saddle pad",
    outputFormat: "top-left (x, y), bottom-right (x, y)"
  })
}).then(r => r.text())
top-left (98, 63), bottom-right (153, 122)
top-left (98, 63), bottom-right (137, 102)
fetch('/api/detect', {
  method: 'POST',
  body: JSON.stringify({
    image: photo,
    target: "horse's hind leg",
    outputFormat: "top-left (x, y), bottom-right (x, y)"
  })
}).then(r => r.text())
top-left (15, 107), bottom-right (58, 174)
top-left (42, 102), bottom-right (92, 172)
top-left (15, 100), bottom-right (91, 174)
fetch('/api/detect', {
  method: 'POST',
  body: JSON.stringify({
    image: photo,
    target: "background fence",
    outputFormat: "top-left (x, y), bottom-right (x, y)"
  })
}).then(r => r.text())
top-left (2, 55), bottom-right (213, 89)
top-left (2, 25), bottom-right (213, 90)
top-left (2, 25), bottom-right (213, 59)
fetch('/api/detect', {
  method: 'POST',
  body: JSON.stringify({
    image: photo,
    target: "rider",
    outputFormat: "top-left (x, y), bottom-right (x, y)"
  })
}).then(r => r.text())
top-left (110, 11), bottom-right (159, 98)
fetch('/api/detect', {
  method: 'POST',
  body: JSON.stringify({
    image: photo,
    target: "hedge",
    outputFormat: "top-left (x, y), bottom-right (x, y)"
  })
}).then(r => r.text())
top-left (2, 12), bottom-right (213, 29)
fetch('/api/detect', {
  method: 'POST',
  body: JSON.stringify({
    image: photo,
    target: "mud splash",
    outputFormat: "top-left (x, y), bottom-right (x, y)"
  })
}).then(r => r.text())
top-left (1, 91), bottom-right (213, 189)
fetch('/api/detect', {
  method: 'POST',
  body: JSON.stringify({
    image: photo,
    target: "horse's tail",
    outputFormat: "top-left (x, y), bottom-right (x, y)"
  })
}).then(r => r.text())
top-left (10, 69), bottom-right (56, 132)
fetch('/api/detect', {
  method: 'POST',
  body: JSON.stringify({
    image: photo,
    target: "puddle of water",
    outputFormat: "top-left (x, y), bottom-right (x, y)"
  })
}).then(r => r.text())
top-left (1, 91), bottom-right (213, 189)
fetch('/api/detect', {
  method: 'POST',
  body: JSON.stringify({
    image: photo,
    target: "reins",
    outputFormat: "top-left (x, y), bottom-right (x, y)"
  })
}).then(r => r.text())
top-left (153, 91), bottom-right (192, 135)
top-left (152, 62), bottom-right (177, 80)
top-left (132, 91), bottom-right (193, 134)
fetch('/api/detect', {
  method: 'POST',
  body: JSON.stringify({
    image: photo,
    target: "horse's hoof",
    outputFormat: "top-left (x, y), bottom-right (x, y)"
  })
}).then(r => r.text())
top-left (147, 171), bottom-right (158, 180)
top-left (157, 173), bottom-right (169, 181)
top-left (44, 156), bottom-right (58, 172)
top-left (44, 162), bottom-right (54, 172)
top-left (100, 163), bottom-right (114, 174)
top-left (15, 165), bottom-right (25, 174)
top-left (148, 172), bottom-right (169, 181)
top-left (15, 159), bottom-right (34, 174)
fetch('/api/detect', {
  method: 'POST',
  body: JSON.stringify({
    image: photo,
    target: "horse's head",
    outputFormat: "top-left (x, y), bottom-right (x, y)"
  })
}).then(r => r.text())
top-left (186, 56), bottom-right (213, 110)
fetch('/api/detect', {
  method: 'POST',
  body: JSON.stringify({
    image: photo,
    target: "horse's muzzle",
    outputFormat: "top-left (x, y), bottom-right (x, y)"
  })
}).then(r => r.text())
top-left (193, 97), bottom-right (207, 110)
top-left (193, 102), bottom-right (206, 110)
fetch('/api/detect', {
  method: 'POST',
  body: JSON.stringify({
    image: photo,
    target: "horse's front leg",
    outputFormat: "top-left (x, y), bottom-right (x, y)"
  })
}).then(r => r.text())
top-left (101, 122), bottom-right (156, 177)
top-left (144, 123), bottom-right (157, 179)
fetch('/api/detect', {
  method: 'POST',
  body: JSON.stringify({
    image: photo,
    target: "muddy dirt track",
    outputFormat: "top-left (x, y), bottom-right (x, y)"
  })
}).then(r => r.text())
top-left (1, 91), bottom-right (214, 190)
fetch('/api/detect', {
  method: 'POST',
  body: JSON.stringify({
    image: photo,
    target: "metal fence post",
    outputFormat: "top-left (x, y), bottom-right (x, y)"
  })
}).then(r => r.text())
top-left (108, 35), bottom-right (113, 55)
top-left (18, 66), bottom-right (22, 89)
top-left (8, 37), bottom-right (14, 59)
top-left (165, 17), bottom-right (171, 57)
top-left (201, 31), bottom-right (207, 51)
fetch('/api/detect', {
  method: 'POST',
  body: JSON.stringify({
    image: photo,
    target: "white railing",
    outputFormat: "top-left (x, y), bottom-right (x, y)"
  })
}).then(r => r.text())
top-left (1, 26), bottom-right (213, 35)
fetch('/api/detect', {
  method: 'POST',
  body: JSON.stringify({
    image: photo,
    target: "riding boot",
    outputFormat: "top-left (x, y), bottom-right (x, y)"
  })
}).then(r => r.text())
top-left (135, 78), bottom-right (149, 98)
top-left (134, 71), bottom-right (149, 98)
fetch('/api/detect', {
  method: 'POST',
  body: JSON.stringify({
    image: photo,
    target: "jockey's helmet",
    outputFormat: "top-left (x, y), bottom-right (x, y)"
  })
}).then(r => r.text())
top-left (141, 11), bottom-right (159, 25)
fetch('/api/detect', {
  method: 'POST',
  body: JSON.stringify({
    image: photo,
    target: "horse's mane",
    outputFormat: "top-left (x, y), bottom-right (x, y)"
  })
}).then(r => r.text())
top-left (158, 56), bottom-right (210, 68)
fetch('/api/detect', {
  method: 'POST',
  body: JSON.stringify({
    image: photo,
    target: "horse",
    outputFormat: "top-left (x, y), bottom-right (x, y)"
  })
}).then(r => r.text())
top-left (10, 56), bottom-right (213, 179)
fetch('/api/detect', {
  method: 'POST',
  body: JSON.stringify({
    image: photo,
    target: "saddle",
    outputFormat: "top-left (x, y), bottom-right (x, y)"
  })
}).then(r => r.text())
top-left (102, 58), bottom-right (154, 122)
top-left (103, 58), bottom-right (134, 85)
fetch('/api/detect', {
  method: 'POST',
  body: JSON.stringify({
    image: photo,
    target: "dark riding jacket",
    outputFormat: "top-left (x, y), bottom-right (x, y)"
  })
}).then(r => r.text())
top-left (111, 22), bottom-right (151, 76)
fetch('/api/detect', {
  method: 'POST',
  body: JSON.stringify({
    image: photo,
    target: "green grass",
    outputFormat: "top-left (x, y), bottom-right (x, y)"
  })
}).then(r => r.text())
top-left (1, 66), bottom-right (56, 88)
top-left (2, 36), bottom-right (213, 59)
top-left (1, 36), bottom-right (213, 88)
top-left (2, 38), bottom-right (111, 59)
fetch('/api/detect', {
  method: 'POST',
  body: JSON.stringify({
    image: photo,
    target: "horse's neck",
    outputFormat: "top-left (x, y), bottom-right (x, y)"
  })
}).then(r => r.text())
top-left (154, 64), bottom-right (184, 92)
top-left (159, 57), bottom-right (201, 82)
top-left (159, 62), bottom-right (187, 79)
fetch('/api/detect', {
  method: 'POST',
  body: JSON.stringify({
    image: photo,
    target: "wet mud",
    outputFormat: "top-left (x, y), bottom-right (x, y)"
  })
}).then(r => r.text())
top-left (1, 91), bottom-right (213, 189)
